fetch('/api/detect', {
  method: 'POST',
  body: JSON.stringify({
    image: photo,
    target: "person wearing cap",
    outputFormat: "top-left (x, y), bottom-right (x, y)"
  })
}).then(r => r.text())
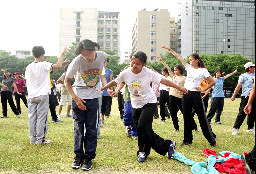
top-left (231, 62), bottom-right (255, 135)
top-left (25, 46), bottom-right (67, 145)
top-left (13, 72), bottom-right (28, 114)
top-left (64, 39), bottom-right (108, 171)
top-left (0, 69), bottom-right (20, 118)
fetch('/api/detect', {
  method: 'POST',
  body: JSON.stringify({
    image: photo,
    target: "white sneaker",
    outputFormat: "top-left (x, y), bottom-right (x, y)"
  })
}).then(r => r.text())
top-left (16, 115), bottom-right (20, 118)
top-left (232, 128), bottom-right (238, 135)
top-left (247, 129), bottom-right (255, 134)
top-left (42, 140), bottom-right (51, 144)
top-left (57, 114), bottom-right (61, 119)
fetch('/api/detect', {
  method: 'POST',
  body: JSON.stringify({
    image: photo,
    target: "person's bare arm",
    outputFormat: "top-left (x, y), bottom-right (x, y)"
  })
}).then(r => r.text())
top-left (231, 82), bottom-right (242, 101)
top-left (52, 48), bottom-right (67, 70)
top-left (224, 69), bottom-right (237, 80)
top-left (162, 46), bottom-right (186, 67)
top-left (244, 83), bottom-right (255, 115)
top-left (160, 78), bottom-right (188, 94)
top-left (156, 56), bottom-right (174, 77)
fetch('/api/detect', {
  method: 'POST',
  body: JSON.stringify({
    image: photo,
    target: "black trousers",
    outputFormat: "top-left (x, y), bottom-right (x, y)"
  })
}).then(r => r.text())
top-left (207, 97), bottom-right (224, 123)
top-left (49, 94), bottom-right (58, 121)
top-left (132, 103), bottom-right (172, 157)
top-left (117, 92), bottom-right (124, 118)
top-left (169, 95), bottom-right (182, 131)
top-left (159, 90), bottom-right (170, 121)
top-left (1, 91), bottom-right (19, 116)
top-left (14, 92), bottom-right (28, 114)
top-left (233, 96), bottom-right (255, 130)
top-left (101, 96), bottom-right (112, 116)
top-left (182, 91), bottom-right (216, 145)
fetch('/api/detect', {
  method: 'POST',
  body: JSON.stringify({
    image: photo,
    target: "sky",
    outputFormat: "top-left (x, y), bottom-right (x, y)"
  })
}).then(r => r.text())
top-left (0, 0), bottom-right (179, 58)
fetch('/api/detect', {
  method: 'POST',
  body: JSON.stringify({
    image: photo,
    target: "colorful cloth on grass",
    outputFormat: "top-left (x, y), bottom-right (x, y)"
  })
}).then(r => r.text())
top-left (173, 148), bottom-right (246, 174)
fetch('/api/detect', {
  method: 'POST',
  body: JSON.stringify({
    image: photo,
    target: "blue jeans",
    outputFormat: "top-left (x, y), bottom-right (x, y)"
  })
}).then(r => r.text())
top-left (72, 98), bottom-right (98, 159)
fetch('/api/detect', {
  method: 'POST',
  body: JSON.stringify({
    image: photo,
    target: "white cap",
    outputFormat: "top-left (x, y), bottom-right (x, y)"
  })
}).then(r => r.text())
top-left (244, 62), bottom-right (255, 69)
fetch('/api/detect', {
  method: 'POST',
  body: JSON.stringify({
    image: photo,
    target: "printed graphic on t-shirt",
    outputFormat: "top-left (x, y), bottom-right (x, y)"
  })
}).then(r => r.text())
top-left (131, 80), bottom-right (142, 97)
top-left (81, 69), bottom-right (102, 87)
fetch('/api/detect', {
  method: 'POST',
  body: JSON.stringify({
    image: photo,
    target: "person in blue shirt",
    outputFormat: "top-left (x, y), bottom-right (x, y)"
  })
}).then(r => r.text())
top-left (231, 62), bottom-right (255, 135)
top-left (206, 69), bottom-right (237, 124)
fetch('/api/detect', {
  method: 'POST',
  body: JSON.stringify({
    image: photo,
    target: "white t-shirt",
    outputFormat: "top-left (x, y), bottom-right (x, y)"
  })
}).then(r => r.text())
top-left (159, 75), bottom-right (170, 91)
top-left (184, 64), bottom-right (211, 91)
top-left (66, 51), bottom-right (107, 99)
top-left (115, 66), bottom-right (162, 108)
top-left (25, 61), bottom-right (52, 99)
top-left (169, 75), bottom-right (186, 98)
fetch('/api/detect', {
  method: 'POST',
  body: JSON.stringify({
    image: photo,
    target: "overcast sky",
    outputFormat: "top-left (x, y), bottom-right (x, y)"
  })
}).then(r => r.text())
top-left (0, 0), bottom-right (179, 58)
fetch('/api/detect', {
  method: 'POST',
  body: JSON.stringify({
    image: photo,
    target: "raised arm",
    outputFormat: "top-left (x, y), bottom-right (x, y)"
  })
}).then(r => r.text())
top-left (162, 46), bottom-right (186, 67)
top-left (224, 69), bottom-right (237, 80)
top-left (156, 56), bottom-right (174, 77)
top-left (52, 48), bottom-right (67, 70)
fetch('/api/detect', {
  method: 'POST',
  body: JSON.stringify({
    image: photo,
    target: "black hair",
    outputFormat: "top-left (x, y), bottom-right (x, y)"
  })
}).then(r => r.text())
top-left (174, 64), bottom-right (184, 75)
top-left (214, 69), bottom-right (222, 77)
top-left (132, 51), bottom-right (147, 65)
top-left (94, 42), bottom-right (100, 50)
top-left (32, 46), bottom-right (45, 58)
top-left (162, 67), bottom-right (169, 75)
top-left (64, 64), bottom-right (69, 72)
top-left (190, 53), bottom-right (205, 68)
top-left (75, 39), bottom-right (95, 56)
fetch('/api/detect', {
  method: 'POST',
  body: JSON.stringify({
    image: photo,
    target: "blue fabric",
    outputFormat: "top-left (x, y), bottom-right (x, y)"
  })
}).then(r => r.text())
top-left (212, 77), bottom-right (224, 97)
top-left (102, 68), bottom-right (113, 96)
top-left (123, 101), bottom-right (137, 136)
top-left (238, 73), bottom-right (254, 97)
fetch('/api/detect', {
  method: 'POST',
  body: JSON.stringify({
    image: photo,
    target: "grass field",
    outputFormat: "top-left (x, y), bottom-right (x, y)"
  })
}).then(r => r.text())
top-left (0, 98), bottom-right (254, 174)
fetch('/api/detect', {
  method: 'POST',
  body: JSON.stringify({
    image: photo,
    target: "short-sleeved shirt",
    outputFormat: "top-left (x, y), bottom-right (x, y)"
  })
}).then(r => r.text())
top-left (159, 75), bottom-right (169, 91)
top-left (1, 77), bottom-right (14, 92)
top-left (184, 64), bottom-right (211, 91)
top-left (169, 75), bottom-right (186, 98)
top-left (102, 68), bottom-right (113, 96)
top-left (14, 78), bottom-right (26, 93)
top-left (66, 51), bottom-right (107, 99)
top-left (25, 61), bottom-right (53, 99)
top-left (212, 77), bottom-right (225, 98)
top-left (115, 66), bottom-right (162, 109)
top-left (57, 72), bottom-right (69, 95)
top-left (238, 73), bottom-right (254, 97)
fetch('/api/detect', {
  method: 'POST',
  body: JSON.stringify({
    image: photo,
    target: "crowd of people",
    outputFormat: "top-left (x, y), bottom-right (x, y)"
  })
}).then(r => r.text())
top-left (0, 39), bottom-right (255, 173)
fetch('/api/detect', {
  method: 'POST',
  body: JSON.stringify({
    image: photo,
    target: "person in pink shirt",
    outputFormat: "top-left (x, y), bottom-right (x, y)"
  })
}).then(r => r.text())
top-left (13, 72), bottom-right (28, 114)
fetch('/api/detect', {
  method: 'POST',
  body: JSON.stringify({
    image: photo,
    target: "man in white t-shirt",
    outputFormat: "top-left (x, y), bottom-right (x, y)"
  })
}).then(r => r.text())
top-left (25, 46), bottom-right (66, 145)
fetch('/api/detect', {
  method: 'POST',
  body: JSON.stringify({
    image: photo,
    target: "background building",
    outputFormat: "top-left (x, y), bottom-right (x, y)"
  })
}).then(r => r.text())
top-left (59, 8), bottom-right (120, 56)
top-left (132, 9), bottom-right (174, 61)
top-left (178, 0), bottom-right (255, 60)
top-left (15, 50), bottom-right (31, 59)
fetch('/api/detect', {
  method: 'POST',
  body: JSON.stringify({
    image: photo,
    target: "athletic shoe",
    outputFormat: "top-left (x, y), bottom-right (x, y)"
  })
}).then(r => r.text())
top-left (81, 158), bottom-right (92, 171)
top-left (16, 115), bottom-right (20, 118)
top-left (168, 141), bottom-right (176, 159)
top-left (132, 136), bottom-right (138, 140)
top-left (215, 121), bottom-right (222, 124)
top-left (161, 120), bottom-right (165, 123)
top-left (126, 126), bottom-right (131, 137)
top-left (1, 115), bottom-right (7, 118)
top-left (232, 128), bottom-right (238, 135)
top-left (241, 154), bottom-right (253, 174)
top-left (247, 129), bottom-right (255, 134)
top-left (57, 114), bottom-right (61, 119)
top-left (66, 113), bottom-right (72, 117)
top-left (181, 142), bottom-right (192, 146)
top-left (105, 115), bottom-right (109, 118)
top-left (137, 152), bottom-right (146, 162)
top-left (42, 140), bottom-right (51, 144)
top-left (53, 119), bottom-right (63, 123)
top-left (72, 156), bottom-right (84, 169)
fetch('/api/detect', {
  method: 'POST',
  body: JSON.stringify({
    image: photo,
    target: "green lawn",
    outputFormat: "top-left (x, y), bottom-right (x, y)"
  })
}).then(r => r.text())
top-left (0, 98), bottom-right (254, 174)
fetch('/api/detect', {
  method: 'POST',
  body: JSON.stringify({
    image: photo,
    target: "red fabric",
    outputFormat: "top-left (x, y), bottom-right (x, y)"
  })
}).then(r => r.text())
top-left (202, 148), bottom-right (247, 174)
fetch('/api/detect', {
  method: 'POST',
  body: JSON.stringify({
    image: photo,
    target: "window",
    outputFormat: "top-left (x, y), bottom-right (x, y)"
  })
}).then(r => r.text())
top-left (113, 28), bottom-right (118, 32)
top-left (106, 42), bottom-right (111, 47)
top-left (77, 13), bottom-right (81, 20)
top-left (98, 20), bottom-right (104, 24)
top-left (225, 14), bottom-right (232, 17)
top-left (112, 20), bottom-right (118, 24)
top-left (98, 28), bottom-right (104, 32)
top-left (221, 51), bottom-right (224, 54)
top-left (76, 29), bottom-right (80, 35)
top-left (151, 56), bottom-right (156, 61)
top-left (195, 12), bottom-right (199, 15)
top-left (106, 28), bottom-right (111, 33)
top-left (150, 31), bottom-right (156, 36)
top-left (212, 7), bottom-right (215, 10)
top-left (76, 38), bottom-right (80, 43)
top-left (170, 41), bottom-right (175, 45)
top-left (228, 45), bottom-right (230, 48)
top-left (113, 35), bottom-right (118, 40)
top-left (151, 40), bottom-right (156, 44)
top-left (170, 21), bottom-right (174, 24)
top-left (106, 20), bottom-right (111, 24)
top-left (219, 7), bottom-right (223, 10)
top-left (151, 48), bottom-right (156, 52)
top-left (113, 43), bottom-right (118, 47)
top-left (76, 21), bottom-right (80, 27)
top-left (228, 39), bottom-right (230, 42)
top-left (105, 35), bottom-right (111, 39)
top-left (151, 23), bottom-right (156, 28)
top-left (151, 15), bottom-right (156, 20)
top-left (170, 34), bottom-right (175, 38)
top-left (98, 35), bottom-right (104, 40)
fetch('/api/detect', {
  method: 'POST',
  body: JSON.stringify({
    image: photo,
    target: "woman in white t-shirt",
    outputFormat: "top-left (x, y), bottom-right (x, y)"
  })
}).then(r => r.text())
top-left (162, 46), bottom-right (216, 147)
top-left (101, 51), bottom-right (188, 163)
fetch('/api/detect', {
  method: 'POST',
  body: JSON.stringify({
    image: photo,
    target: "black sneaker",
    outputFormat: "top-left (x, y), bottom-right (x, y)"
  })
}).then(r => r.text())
top-left (81, 158), bottom-right (92, 171)
top-left (72, 156), bottom-right (83, 169)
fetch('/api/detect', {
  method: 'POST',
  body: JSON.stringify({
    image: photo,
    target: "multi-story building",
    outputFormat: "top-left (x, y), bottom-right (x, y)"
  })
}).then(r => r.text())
top-left (16, 50), bottom-right (31, 59)
top-left (170, 17), bottom-right (178, 52)
top-left (59, 8), bottom-right (120, 56)
top-left (178, 0), bottom-right (255, 60)
top-left (132, 9), bottom-right (172, 61)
